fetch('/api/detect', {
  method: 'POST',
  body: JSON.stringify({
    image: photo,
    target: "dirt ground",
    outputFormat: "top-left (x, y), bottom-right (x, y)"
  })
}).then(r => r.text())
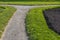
top-left (43, 7), bottom-right (60, 34)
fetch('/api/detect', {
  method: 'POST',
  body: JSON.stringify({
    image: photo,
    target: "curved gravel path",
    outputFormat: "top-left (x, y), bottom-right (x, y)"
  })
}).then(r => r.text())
top-left (0, 5), bottom-right (60, 40)
top-left (0, 5), bottom-right (39, 40)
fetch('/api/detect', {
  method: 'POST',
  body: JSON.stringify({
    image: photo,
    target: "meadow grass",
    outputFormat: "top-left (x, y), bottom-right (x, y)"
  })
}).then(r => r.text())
top-left (0, 2), bottom-right (60, 5)
top-left (0, 6), bottom-right (16, 38)
top-left (26, 6), bottom-right (60, 40)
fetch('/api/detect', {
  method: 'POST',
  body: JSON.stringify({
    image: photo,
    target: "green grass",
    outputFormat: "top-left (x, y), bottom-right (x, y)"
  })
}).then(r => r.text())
top-left (0, 2), bottom-right (60, 5)
top-left (26, 6), bottom-right (60, 40)
top-left (0, 6), bottom-right (5, 13)
top-left (0, 0), bottom-right (60, 2)
top-left (0, 6), bottom-right (16, 38)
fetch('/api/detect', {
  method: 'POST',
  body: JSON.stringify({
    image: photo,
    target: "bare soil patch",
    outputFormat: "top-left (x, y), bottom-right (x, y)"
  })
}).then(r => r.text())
top-left (43, 7), bottom-right (60, 34)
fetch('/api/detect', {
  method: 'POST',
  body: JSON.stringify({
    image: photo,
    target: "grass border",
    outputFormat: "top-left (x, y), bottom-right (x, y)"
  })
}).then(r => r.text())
top-left (0, 2), bottom-right (60, 5)
top-left (0, 6), bottom-right (16, 38)
top-left (25, 6), bottom-right (60, 40)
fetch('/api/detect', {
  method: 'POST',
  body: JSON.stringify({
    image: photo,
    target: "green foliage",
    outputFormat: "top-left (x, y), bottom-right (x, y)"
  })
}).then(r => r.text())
top-left (0, 6), bottom-right (16, 38)
top-left (26, 6), bottom-right (60, 40)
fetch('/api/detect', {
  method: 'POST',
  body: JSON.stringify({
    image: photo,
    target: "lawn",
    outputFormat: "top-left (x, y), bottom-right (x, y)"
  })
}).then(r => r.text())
top-left (0, 6), bottom-right (16, 38)
top-left (0, 2), bottom-right (60, 5)
top-left (25, 6), bottom-right (60, 40)
top-left (0, 0), bottom-right (60, 1)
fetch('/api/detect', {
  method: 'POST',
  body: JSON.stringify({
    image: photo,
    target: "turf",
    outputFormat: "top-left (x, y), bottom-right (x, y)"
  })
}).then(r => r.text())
top-left (0, 2), bottom-right (60, 5)
top-left (0, 0), bottom-right (60, 2)
top-left (25, 6), bottom-right (60, 40)
top-left (0, 6), bottom-right (16, 38)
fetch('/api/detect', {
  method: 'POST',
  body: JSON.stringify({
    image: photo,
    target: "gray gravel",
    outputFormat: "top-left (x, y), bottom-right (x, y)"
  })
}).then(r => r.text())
top-left (0, 5), bottom-right (39, 40)
top-left (0, 5), bottom-right (60, 40)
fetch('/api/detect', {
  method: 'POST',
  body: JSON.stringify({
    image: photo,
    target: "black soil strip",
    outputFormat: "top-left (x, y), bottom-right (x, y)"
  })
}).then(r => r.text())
top-left (43, 7), bottom-right (60, 34)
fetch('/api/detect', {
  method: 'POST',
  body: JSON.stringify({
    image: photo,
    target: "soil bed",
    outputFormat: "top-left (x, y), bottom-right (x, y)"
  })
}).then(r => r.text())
top-left (43, 7), bottom-right (60, 34)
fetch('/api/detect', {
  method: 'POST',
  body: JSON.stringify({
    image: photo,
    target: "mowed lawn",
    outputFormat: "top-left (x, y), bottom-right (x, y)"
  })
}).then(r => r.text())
top-left (0, 6), bottom-right (16, 38)
top-left (26, 6), bottom-right (60, 40)
top-left (0, 2), bottom-right (60, 5)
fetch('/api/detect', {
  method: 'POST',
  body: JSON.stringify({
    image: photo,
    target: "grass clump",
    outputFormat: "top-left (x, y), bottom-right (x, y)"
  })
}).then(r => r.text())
top-left (0, 6), bottom-right (16, 38)
top-left (0, 6), bottom-right (5, 13)
top-left (26, 6), bottom-right (60, 40)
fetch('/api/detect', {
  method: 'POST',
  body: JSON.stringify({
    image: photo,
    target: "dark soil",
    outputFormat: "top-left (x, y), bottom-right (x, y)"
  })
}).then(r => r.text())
top-left (43, 7), bottom-right (60, 34)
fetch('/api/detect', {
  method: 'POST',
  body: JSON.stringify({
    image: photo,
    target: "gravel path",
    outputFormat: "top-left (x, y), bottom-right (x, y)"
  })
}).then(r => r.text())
top-left (0, 5), bottom-right (39, 40)
top-left (0, 5), bottom-right (60, 40)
